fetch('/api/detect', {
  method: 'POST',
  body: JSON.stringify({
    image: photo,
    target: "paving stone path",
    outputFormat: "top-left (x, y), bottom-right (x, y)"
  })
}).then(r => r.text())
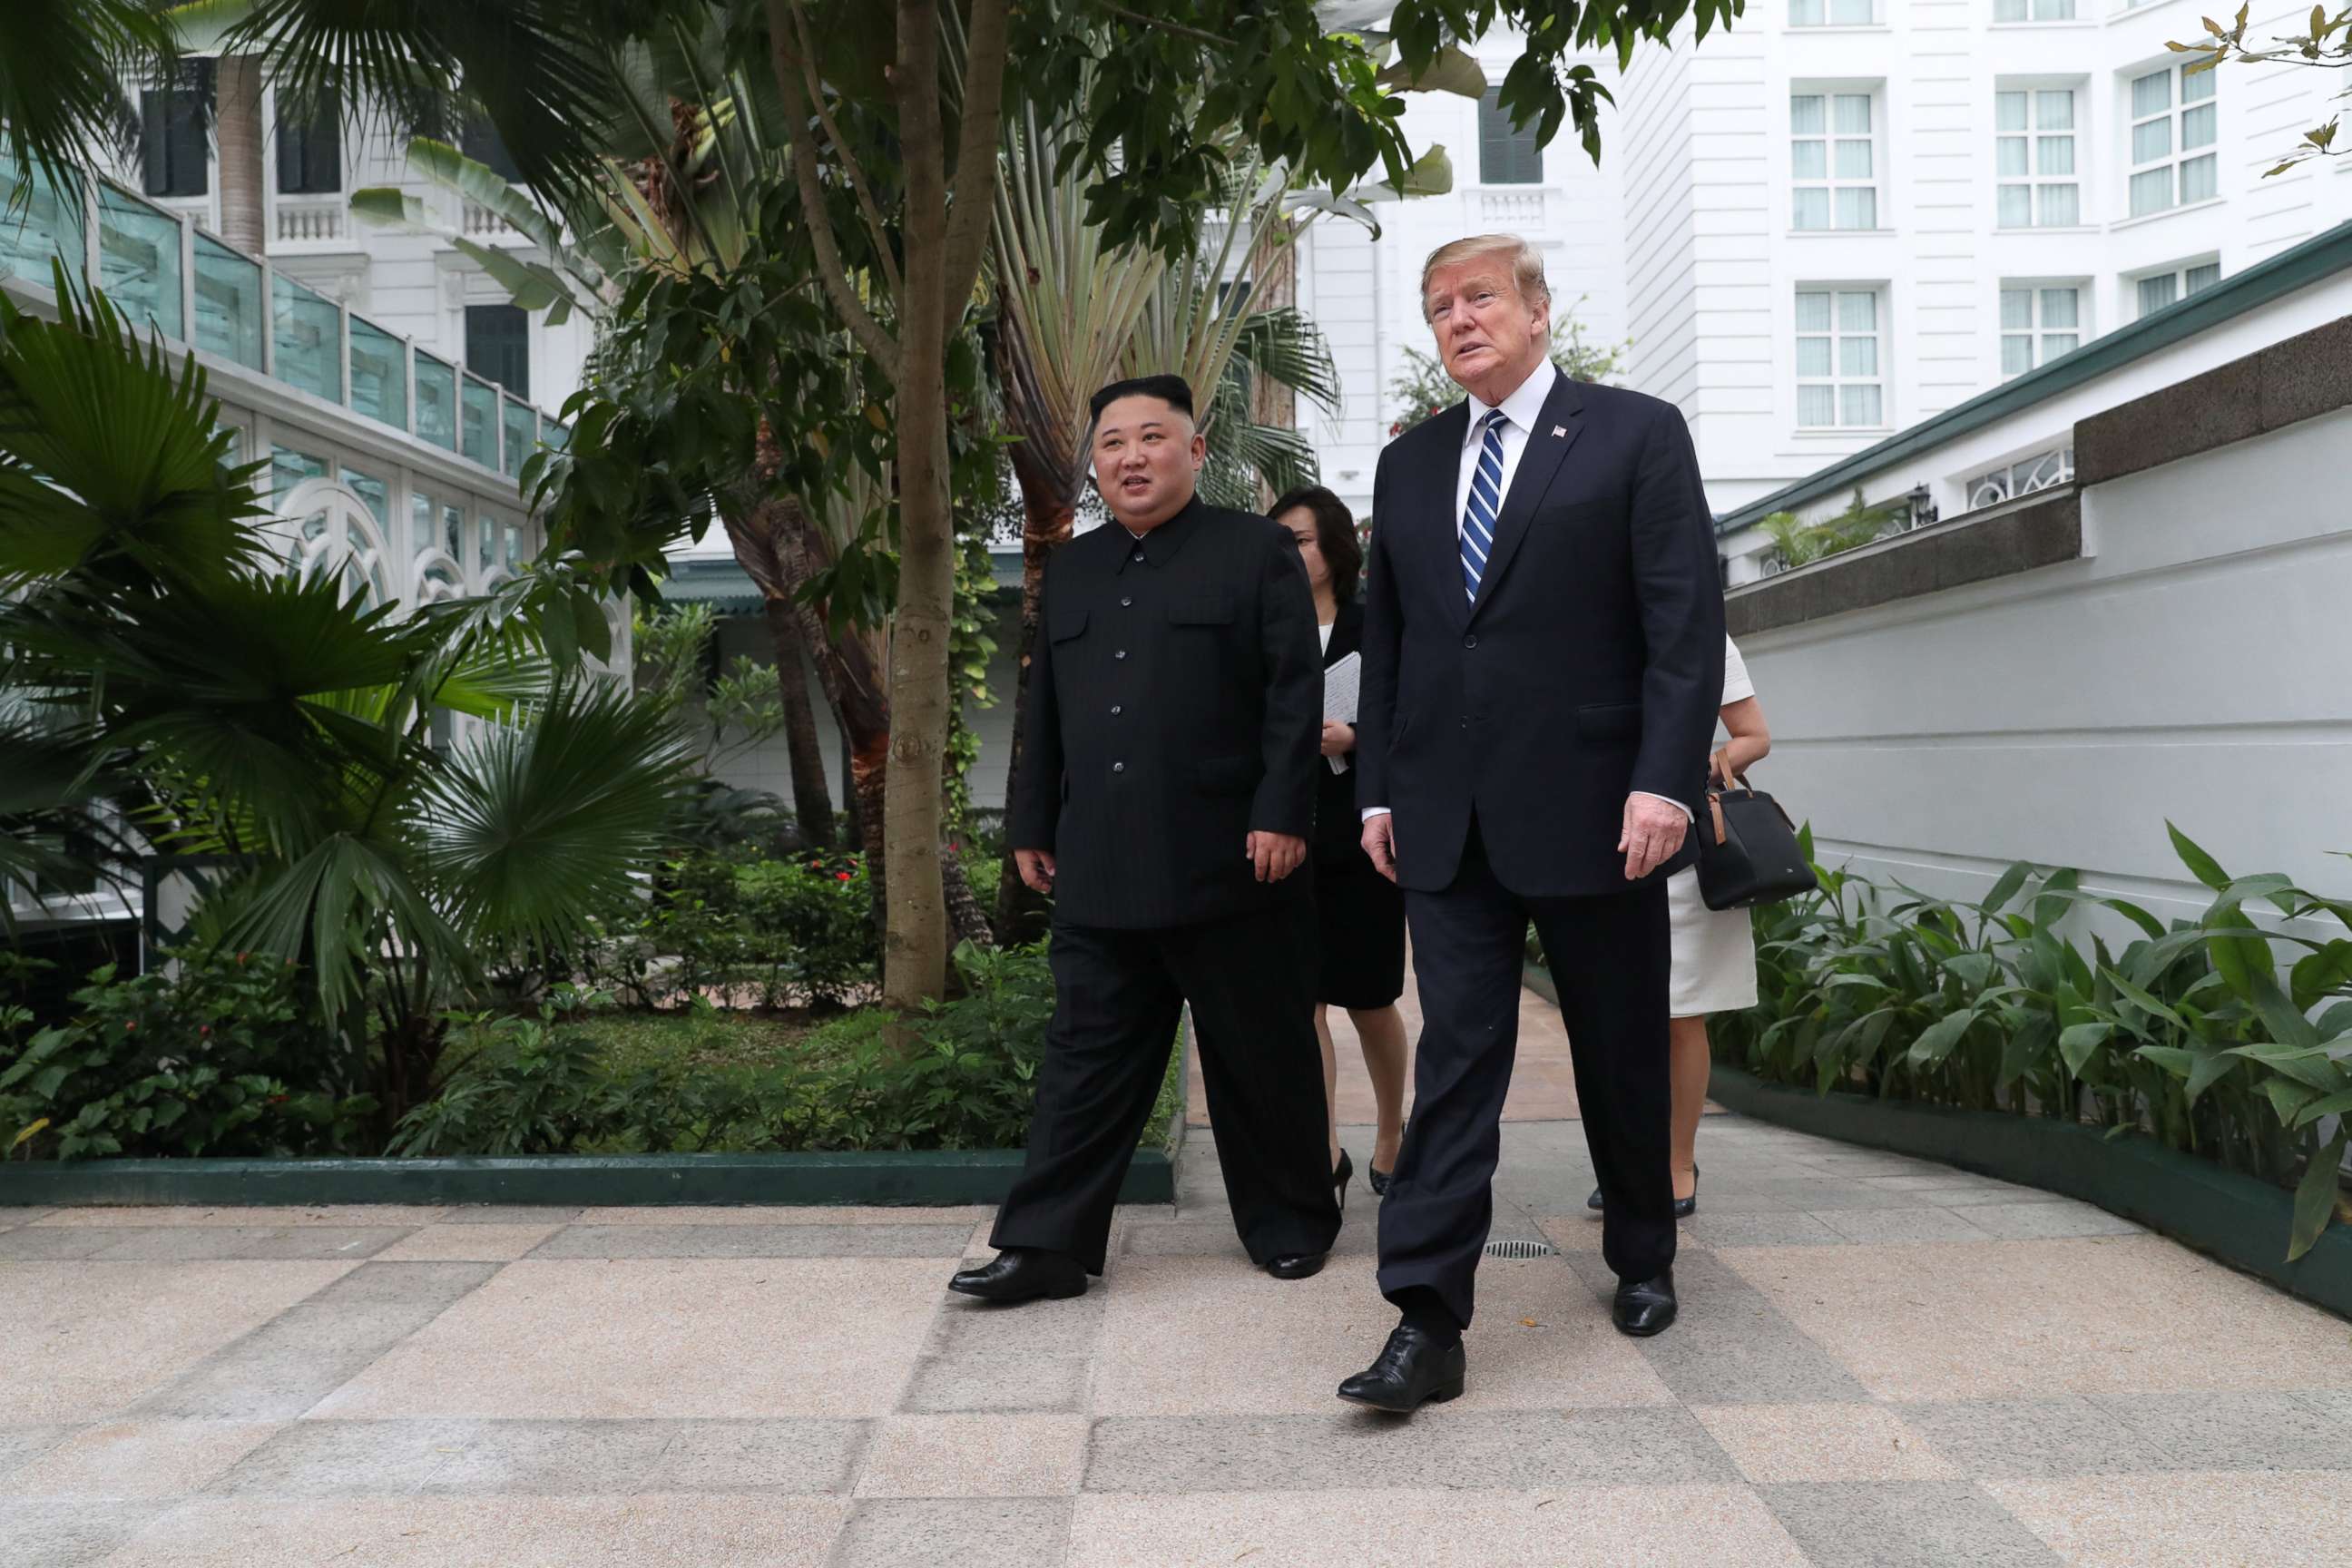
top-left (5, 1106), bottom-right (2347, 1566)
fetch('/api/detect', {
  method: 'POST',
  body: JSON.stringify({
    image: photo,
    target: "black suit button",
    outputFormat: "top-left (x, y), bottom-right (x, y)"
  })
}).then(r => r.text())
top-left (1121, 595), bottom-right (1133, 607)
top-left (1114, 650), bottom-right (1128, 661)
top-left (1112, 761), bottom-right (1126, 774)
top-left (1464, 633), bottom-right (1477, 649)
top-left (1111, 705), bottom-right (1122, 716)
top-left (1131, 550), bottom-right (1144, 563)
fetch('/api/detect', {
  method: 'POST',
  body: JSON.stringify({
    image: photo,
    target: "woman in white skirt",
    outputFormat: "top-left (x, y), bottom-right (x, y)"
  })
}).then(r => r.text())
top-left (1590, 634), bottom-right (1769, 1219)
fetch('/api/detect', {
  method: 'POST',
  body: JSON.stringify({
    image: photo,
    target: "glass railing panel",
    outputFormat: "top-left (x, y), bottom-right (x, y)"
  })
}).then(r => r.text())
top-left (96, 185), bottom-right (184, 340)
top-left (348, 315), bottom-right (407, 430)
top-left (414, 351), bottom-right (457, 450)
top-left (501, 396), bottom-right (534, 478)
top-left (191, 232), bottom-right (263, 368)
top-left (460, 376), bottom-right (498, 468)
top-left (270, 273), bottom-right (341, 402)
top-left (0, 163), bottom-right (86, 287)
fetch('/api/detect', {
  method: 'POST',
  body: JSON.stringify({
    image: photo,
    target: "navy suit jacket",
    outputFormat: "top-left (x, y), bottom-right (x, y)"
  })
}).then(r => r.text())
top-left (1356, 374), bottom-right (1726, 897)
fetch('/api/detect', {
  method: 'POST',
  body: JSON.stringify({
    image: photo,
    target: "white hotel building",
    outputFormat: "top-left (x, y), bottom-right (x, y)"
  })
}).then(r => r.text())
top-left (1294, 1), bottom-right (2352, 524)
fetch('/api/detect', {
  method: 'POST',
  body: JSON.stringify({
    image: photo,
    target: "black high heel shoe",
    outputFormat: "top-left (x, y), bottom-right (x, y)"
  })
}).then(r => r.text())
top-left (1586, 1169), bottom-right (1700, 1220)
top-left (1368, 1163), bottom-right (1392, 1197)
top-left (1332, 1149), bottom-right (1354, 1215)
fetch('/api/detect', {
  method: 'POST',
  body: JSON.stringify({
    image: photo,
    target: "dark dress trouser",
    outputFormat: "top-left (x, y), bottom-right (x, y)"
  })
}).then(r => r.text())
top-left (991, 897), bottom-right (1342, 1275)
top-left (1377, 819), bottom-right (1676, 1330)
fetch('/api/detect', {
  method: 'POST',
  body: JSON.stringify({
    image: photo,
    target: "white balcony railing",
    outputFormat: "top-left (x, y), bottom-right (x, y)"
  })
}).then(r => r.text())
top-left (461, 200), bottom-right (515, 238)
top-left (1963, 446), bottom-right (2074, 511)
top-left (273, 192), bottom-right (346, 244)
top-left (1477, 189), bottom-right (1548, 230)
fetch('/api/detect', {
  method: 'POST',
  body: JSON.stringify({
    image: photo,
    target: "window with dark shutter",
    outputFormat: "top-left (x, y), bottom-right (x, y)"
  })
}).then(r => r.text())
top-left (460, 118), bottom-right (524, 183)
top-left (141, 61), bottom-right (215, 199)
top-left (276, 90), bottom-right (342, 194)
top-left (465, 303), bottom-right (531, 398)
top-left (1477, 87), bottom-right (1544, 186)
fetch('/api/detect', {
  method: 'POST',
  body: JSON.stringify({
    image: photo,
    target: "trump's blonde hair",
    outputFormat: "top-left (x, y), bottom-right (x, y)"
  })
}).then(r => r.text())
top-left (1418, 234), bottom-right (1551, 314)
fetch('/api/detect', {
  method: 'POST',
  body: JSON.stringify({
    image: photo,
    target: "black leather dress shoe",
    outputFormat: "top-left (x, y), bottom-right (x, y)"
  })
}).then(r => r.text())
top-left (1265, 1250), bottom-right (1327, 1280)
top-left (1612, 1270), bottom-right (1678, 1337)
top-left (1337, 1323), bottom-right (1466, 1413)
top-left (948, 1248), bottom-right (1086, 1304)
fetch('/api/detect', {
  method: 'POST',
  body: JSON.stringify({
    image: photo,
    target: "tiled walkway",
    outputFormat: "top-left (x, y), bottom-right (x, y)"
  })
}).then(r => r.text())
top-left (5, 1109), bottom-right (2347, 1566)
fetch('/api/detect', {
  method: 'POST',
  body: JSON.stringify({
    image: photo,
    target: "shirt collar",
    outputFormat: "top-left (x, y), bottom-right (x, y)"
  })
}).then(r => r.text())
top-left (1113, 495), bottom-right (1202, 573)
top-left (1462, 359), bottom-right (1560, 447)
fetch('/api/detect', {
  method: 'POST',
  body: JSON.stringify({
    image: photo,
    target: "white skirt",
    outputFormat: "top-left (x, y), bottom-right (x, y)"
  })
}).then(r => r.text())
top-left (1667, 867), bottom-right (1758, 1018)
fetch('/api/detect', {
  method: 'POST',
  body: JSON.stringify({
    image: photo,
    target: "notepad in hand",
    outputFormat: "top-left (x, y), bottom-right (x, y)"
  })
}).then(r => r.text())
top-left (1322, 652), bottom-right (1361, 775)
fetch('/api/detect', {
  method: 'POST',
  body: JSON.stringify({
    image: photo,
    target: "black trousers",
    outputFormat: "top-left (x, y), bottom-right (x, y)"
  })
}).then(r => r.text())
top-left (1377, 821), bottom-right (1674, 1328)
top-left (991, 898), bottom-right (1342, 1274)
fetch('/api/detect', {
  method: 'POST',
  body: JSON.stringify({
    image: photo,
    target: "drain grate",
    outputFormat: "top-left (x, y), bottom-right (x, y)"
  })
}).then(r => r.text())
top-left (1483, 1239), bottom-right (1558, 1259)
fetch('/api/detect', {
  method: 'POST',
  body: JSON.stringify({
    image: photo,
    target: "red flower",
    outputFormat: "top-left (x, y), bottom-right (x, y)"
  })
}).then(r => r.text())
top-left (124, 1021), bottom-right (136, 1032)
top-left (836, 871), bottom-right (852, 881)
top-left (199, 1025), bottom-right (211, 1037)
top-left (235, 952), bottom-right (249, 965)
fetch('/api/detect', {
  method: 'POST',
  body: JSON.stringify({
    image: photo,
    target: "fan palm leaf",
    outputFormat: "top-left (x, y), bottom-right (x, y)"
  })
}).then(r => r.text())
top-left (0, 0), bottom-right (168, 195)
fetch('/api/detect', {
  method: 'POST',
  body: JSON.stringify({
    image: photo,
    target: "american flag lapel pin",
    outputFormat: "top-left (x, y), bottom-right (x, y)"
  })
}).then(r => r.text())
top-left (1551, 425), bottom-right (1567, 437)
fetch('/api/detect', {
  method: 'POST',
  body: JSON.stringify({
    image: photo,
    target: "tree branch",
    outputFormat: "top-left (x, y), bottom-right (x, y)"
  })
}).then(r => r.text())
top-left (766, 0), bottom-right (902, 382)
top-left (782, 0), bottom-right (905, 300)
top-left (1083, 1), bottom-right (1232, 47)
top-left (941, 0), bottom-right (1014, 309)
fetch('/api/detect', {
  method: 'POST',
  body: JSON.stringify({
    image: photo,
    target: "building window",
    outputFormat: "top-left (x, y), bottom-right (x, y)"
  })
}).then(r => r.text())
top-left (2128, 65), bottom-right (2218, 218)
top-left (1994, 0), bottom-right (2074, 17)
top-left (1791, 92), bottom-right (1878, 230)
top-left (465, 303), bottom-right (531, 397)
top-left (276, 89), bottom-right (341, 194)
top-left (461, 118), bottom-right (524, 183)
top-left (141, 61), bottom-right (214, 199)
top-left (1790, 0), bottom-right (1876, 23)
top-left (1998, 283), bottom-right (2083, 376)
top-left (1795, 288), bottom-right (1884, 429)
top-left (1995, 88), bottom-right (2079, 227)
top-left (2132, 260), bottom-right (2221, 318)
top-left (1963, 446), bottom-right (2074, 509)
top-left (1476, 88), bottom-right (1543, 185)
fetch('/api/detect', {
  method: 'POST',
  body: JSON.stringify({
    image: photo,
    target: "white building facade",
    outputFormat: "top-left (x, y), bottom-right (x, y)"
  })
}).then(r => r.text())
top-left (1296, 3), bottom-right (2352, 519)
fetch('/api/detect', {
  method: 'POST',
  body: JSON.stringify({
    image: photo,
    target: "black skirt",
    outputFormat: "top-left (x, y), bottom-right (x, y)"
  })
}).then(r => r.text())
top-left (1311, 850), bottom-right (1406, 1010)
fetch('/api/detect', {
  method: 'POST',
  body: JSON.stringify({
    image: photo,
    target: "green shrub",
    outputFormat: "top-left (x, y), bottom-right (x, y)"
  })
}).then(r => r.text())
top-left (0, 952), bottom-right (373, 1160)
top-left (581, 846), bottom-right (877, 1012)
top-left (1715, 823), bottom-right (2352, 1261)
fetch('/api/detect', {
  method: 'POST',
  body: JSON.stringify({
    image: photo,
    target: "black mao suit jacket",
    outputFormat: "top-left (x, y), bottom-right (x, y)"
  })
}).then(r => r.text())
top-left (1006, 497), bottom-right (1322, 929)
top-left (1356, 373), bottom-right (1726, 897)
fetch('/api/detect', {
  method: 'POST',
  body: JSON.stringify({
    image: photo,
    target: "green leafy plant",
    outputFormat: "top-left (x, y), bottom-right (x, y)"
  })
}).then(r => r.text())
top-left (1716, 822), bottom-right (2352, 1260)
top-left (1387, 302), bottom-right (1628, 437)
top-left (1757, 487), bottom-right (1909, 572)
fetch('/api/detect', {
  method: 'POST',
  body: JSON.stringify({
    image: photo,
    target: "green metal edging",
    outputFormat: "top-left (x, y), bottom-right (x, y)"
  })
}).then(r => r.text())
top-left (1715, 218), bottom-right (2352, 534)
top-left (1705, 1064), bottom-right (2352, 1321)
top-left (0, 1146), bottom-right (1173, 1209)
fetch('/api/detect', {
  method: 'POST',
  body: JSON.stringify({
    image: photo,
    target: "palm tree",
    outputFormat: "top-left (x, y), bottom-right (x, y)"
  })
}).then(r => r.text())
top-left (0, 273), bottom-right (696, 1123)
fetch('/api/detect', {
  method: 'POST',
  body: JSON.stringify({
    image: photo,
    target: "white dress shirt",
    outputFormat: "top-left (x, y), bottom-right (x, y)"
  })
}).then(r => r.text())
top-left (1364, 358), bottom-right (1690, 824)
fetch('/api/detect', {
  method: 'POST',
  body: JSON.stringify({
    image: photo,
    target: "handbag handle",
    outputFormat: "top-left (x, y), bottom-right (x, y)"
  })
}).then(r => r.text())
top-left (1710, 748), bottom-right (1749, 795)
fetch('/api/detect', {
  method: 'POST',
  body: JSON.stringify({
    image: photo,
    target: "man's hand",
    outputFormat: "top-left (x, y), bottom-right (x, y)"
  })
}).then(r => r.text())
top-left (1319, 720), bottom-right (1355, 759)
top-left (1014, 848), bottom-right (1057, 894)
top-left (1360, 813), bottom-right (1398, 885)
top-left (1246, 831), bottom-right (1307, 883)
top-left (1618, 795), bottom-right (1688, 880)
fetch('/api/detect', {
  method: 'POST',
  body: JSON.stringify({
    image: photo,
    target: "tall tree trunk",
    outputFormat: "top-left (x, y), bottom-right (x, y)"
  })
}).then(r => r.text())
top-left (1248, 223), bottom-right (1300, 510)
top-left (881, 0), bottom-right (955, 1013)
top-left (762, 593), bottom-right (836, 847)
top-left (215, 55), bottom-right (268, 253)
top-left (992, 432), bottom-right (1074, 945)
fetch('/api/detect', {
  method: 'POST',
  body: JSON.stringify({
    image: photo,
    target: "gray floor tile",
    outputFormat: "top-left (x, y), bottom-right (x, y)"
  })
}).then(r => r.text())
top-left (1084, 1408), bottom-right (1737, 1493)
top-left (532, 1223), bottom-right (972, 1259)
top-left (437, 1205), bottom-right (584, 1224)
top-left (1565, 1250), bottom-right (1870, 1405)
top-left (1897, 1398), bottom-right (2165, 1477)
top-left (2294, 1388), bottom-right (2352, 1429)
top-left (0, 1208), bottom-right (53, 1232)
top-left (0, 1425), bottom-right (77, 1482)
top-left (211, 1416), bottom-right (869, 1496)
top-left (1683, 1210), bottom-right (1848, 1249)
top-left (1673, 1185), bottom-right (1801, 1214)
top-left (926, 1289), bottom-right (1108, 1362)
top-left (1959, 1201), bottom-right (2143, 1240)
top-left (84, 1226), bottom-right (414, 1262)
top-left (1749, 1181), bottom-right (1937, 1211)
top-left (2091, 1391), bottom-right (2352, 1471)
top-left (898, 1356), bottom-right (1091, 1415)
top-left (0, 1228), bottom-right (116, 1260)
top-left (1759, 1481), bottom-right (2061, 1567)
top-left (1900, 1186), bottom-right (2070, 1208)
top-left (1815, 1207), bottom-right (1995, 1244)
top-left (132, 1262), bottom-right (498, 1420)
top-left (0, 1498), bottom-right (172, 1567)
top-left (828, 1496), bottom-right (1070, 1568)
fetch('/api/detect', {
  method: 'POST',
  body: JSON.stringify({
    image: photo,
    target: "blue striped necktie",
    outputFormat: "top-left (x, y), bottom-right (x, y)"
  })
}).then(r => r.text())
top-left (1461, 408), bottom-right (1507, 603)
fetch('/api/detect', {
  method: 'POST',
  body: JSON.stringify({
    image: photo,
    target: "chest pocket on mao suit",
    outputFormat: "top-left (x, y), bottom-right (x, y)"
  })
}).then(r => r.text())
top-left (1167, 595), bottom-right (1237, 630)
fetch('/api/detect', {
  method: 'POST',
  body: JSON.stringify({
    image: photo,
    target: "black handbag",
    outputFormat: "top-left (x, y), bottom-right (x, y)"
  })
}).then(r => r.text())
top-left (1695, 751), bottom-right (1818, 912)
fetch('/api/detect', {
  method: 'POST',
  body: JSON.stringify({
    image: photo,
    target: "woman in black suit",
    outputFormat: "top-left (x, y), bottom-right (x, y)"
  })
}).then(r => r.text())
top-left (1271, 485), bottom-right (1410, 1197)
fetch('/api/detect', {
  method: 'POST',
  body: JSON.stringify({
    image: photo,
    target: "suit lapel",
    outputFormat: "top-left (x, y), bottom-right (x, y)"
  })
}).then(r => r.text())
top-left (1412, 404), bottom-right (1472, 634)
top-left (1470, 375), bottom-right (1584, 625)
